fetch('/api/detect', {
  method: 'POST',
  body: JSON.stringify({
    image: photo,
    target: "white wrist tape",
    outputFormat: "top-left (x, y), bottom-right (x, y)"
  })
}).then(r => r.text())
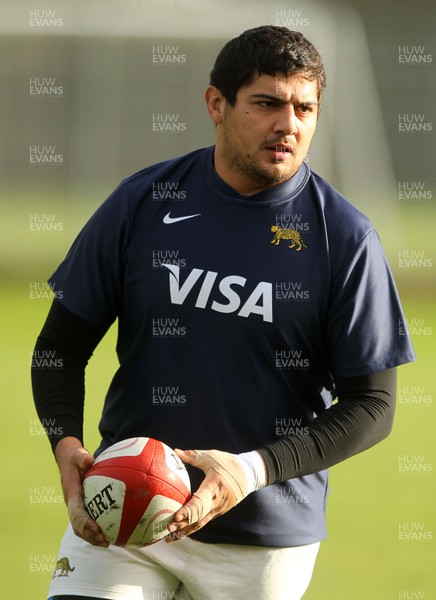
top-left (235, 451), bottom-right (268, 494)
top-left (67, 495), bottom-right (90, 535)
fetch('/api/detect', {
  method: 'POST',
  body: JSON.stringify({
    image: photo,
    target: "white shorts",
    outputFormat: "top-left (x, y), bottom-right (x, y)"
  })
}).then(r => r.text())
top-left (49, 525), bottom-right (320, 600)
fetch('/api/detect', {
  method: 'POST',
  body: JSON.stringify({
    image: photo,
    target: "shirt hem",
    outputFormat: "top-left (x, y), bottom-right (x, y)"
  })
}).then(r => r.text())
top-left (190, 532), bottom-right (327, 548)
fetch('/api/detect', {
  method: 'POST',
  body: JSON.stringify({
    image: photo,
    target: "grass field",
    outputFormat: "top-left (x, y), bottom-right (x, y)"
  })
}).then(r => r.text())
top-left (1, 195), bottom-right (435, 597)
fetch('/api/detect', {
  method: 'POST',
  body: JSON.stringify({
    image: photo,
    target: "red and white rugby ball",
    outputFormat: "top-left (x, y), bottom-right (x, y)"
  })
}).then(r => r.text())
top-left (83, 437), bottom-right (191, 548)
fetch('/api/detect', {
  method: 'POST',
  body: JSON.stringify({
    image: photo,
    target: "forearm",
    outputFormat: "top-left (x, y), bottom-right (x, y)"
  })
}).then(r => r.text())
top-left (31, 300), bottom-right (107, 453)
top-left (32, 334), bottom-right (86, 450)
top-left (258, 368), bottom-right (397, 484)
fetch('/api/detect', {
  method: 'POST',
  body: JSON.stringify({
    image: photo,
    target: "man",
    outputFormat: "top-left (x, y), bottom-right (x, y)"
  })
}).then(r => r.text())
top-left (32, 26), bottom-right (415, 600)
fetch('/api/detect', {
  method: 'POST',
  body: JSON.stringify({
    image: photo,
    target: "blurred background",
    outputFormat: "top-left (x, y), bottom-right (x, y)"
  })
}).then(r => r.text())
top-left (1, 0), bottom-right (434, 597)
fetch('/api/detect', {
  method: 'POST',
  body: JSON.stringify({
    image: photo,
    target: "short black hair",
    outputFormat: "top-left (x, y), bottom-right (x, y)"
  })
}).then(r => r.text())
top-left (210, 26), bottom-right (326, 107)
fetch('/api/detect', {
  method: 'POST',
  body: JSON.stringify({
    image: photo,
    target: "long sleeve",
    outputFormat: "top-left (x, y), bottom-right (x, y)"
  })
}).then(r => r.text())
top-left (31, 300), bottom-right (108, 452)
top-left (258, 368), bottom-right (396, 483)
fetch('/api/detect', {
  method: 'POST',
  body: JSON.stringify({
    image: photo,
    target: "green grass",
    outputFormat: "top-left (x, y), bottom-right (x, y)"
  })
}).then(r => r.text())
top-left (1, 287), bottom-right (434, 598)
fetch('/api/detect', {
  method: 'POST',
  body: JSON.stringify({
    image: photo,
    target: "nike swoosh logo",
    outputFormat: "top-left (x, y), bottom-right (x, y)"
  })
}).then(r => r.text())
top-left (163, 212), bottom-right (201, 224)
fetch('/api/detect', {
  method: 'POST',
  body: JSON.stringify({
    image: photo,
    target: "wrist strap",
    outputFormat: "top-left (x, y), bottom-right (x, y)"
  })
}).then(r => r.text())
top-left (236, 451), bottom-right (268, 494)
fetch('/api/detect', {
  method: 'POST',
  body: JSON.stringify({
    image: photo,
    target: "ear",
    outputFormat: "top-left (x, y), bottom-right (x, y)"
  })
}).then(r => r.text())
top-left (205, 85), bottom-right (226, 125)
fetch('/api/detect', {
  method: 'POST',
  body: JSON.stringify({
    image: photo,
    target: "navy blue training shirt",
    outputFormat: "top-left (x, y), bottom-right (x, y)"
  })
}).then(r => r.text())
top-left (49, 146), bottom-right (415, 547)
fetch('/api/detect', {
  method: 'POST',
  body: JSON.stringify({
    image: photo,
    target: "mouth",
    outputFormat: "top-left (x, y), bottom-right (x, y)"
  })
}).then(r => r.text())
top-left (265, 145), bottom-right (295, 161)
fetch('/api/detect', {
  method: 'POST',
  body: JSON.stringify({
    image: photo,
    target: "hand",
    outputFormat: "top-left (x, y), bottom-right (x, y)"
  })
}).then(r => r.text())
top-left (166, 448), bottom-right (248, 543)
top-left (55, 436), bottom-right (109, 548)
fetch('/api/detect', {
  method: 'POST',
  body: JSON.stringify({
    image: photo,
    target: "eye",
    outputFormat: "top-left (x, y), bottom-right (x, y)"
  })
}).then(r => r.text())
top-left (257, 101), bottom-right (278, 108)
top-left (299, 104), bottom-right (313, 113)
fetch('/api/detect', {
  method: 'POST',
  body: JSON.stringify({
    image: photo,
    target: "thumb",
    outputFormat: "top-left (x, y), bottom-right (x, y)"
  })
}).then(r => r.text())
top-left (73, 448), bottom-right (94, 472)
top-left (174, 449), bottom-right (224, 474)
top-left (174, 449), bottom-right (198, 466)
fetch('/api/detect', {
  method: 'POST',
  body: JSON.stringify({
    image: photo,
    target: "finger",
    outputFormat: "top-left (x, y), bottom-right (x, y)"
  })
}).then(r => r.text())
top-left (185, 488), bottom-right (214, 523)
top-left (183, 487), bottom-right (214, 523)
top-left (166, 512), bottom-right (216, 543)
top-left (70, 511), bottom-right (91, 535)
top-left (68, 495), bottom-right (109, 548)
top-left (173, 448), bottom-right (197, 465)
top-left (67, 495), bottom-right (105, 542)
top-left (67, 495), bottom-right (89, 534)
top-left (78, 524), bottom-right (110, 548)
top-left (168, 486), bottom-right (214, 537)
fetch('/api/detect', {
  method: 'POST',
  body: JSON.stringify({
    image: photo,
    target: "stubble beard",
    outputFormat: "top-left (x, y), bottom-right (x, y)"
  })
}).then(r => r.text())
top-left (222, 129), bottom-right (298, 190)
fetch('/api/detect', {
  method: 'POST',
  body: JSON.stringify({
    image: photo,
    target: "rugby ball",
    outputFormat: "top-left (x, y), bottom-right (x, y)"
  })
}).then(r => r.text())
top-left (83, 437), bottom-right (191, 548)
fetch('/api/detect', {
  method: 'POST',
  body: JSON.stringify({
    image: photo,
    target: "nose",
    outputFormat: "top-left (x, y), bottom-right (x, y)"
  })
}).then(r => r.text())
top-left (274, 105), bottom-right (298, 136)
